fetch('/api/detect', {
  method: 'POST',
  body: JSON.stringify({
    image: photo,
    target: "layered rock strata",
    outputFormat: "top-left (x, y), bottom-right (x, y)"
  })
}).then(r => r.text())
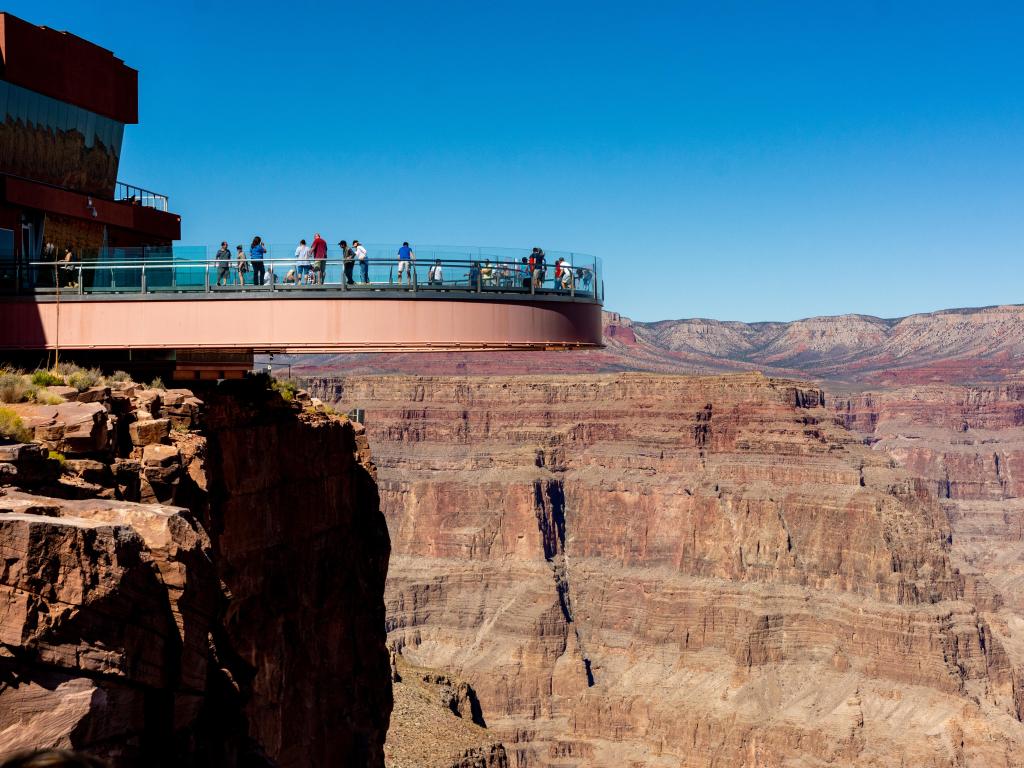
top-left (833, 381), bottom-right (1024, 645)
top-left (313, 373), bottom-right (1024, 767)
top-left (0, 381), bottom-right (392, 767)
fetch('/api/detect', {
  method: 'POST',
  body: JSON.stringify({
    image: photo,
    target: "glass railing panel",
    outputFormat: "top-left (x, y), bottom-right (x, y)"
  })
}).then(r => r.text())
top-left (18, 245), bottom-right (602, 302)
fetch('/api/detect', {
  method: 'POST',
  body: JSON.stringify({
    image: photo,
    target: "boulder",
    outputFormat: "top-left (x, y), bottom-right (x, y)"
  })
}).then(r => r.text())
top-left (109, 382), bottom-right (139, 398)
top-left (33, 421), bottom-right (66, 447)
top-left (134, 390), bottom-right (162, 419)
top-left (129, 418), bottom-right (170, 447)
top-left (52, 402), bottom-right (109, 454)
top-left (0, 443), bottom-right (56, 487)
top-left (142, 444), bottom-right (180, 468)
top-left (77, 386), bottom-right (111, 404)
top-left (161, 389), bottom-right (193, 408)
top-left (64, 459), bottom-right (112, 486)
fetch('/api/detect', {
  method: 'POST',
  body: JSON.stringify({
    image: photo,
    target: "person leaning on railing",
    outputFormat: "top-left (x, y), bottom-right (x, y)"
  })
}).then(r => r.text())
top-left (397, 242), bottom-right (414, 286)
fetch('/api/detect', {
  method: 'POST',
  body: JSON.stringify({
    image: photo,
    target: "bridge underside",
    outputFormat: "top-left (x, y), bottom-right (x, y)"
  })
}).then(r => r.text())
top-left (1, 293), bottom-right (603, 367)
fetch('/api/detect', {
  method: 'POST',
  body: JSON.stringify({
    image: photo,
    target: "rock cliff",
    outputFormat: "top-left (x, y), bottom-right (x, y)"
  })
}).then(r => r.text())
top-left (311, 373), bottom-right (1024, 767)
top-left (0, 379), bottom-right (392, 767)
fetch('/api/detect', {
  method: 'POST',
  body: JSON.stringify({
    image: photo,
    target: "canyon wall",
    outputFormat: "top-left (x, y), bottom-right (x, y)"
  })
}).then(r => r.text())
top-left (833, 379), bottom-right (1024, 617)
top-left (0, 381), bottom-right (392, 767)
top-left (311, 373), bottom-right (1024, 767)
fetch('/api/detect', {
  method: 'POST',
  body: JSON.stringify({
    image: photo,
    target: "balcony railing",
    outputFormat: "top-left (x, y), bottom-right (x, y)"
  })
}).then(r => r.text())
top-left (115, 182), bottom-right (169, 212)
top-left (11, 245), bottom-right (603, 303)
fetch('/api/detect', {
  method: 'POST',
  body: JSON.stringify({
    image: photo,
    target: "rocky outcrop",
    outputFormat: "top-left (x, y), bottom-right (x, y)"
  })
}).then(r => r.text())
top-left (314, 372), bottom-right (1024, 767)
top-left (0, 380), bottom-right (392, 767)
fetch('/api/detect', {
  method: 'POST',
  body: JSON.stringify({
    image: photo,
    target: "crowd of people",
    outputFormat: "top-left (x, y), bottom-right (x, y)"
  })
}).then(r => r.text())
top-left (214, 239), bottom-right (594, 292)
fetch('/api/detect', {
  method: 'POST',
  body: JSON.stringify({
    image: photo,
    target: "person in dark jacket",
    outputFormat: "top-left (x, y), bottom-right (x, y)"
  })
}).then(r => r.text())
top-left (215, 241), bottom-right (231, 286)
top-left (340, 240), bottom-right (355, 285)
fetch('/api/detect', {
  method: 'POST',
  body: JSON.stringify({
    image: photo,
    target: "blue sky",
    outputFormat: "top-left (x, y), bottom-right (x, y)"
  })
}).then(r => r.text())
top-left (16, 0), bottom-right (1024, 322)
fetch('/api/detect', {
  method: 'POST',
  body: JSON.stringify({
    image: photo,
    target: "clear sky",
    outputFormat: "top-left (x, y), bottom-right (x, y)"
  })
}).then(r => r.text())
top-left (14, 0), bottom-right (1024, 322)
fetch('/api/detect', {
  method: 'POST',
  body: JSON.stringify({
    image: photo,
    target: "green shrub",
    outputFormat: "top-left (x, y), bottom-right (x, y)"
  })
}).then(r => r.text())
top-left (67, 367), bottom-right (103, 392)
top-left (108, 370), bottom-right (133, 383)
top-left (31, 369), bottom-right (65, 387)
top-left (271, 377), bottom-right (299, 402)
top-left (55, 362), bottom-right (81, 377)
top-left (0, 407), bottom-right (31, 443)
top-left (33, 390), bottom-right (66, 405)
top-left (48, 450), bottom-right (66, 466)
top-left (149, 376), bottom-right (166, 391)
top-left (0, 372), bottom-right (34, 404)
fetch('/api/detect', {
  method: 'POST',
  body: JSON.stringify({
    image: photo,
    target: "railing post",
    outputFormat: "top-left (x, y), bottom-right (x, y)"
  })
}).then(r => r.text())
top-left (476, 270), bottom-right (481, 293)
top-left (412, 264), bottom-right (417, 292)
top-left (530, 270), bottom-right (535, 295)
top-left (78, 264), bottom-right (83, 295)
top-left (204, 264), bottom-right (210, 293)
top-left (140, 265), bottom-right (146, 294)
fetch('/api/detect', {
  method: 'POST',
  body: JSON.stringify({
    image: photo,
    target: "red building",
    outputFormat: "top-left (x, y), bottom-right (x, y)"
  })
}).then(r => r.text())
top-left (0, 12), bottom-right (180, 277)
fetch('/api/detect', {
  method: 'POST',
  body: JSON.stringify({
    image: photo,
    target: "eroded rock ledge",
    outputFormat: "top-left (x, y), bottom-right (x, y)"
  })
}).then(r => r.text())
top-left (0, 380), bottom-right (392, 767)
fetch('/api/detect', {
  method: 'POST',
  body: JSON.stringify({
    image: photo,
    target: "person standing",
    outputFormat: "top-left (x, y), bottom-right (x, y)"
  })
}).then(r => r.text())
top-left (215, 241), bottom-right (232, 286)
top-left (311, 232), bottom-right (328, 284)
top-left (340, 240), bottom-right (355, 285)
top-left (428, 259), bottom-right (443, 285)
top-left (236, 245), bottom-right (248, 285)
top-left (397, 241), bottom-right (414, 286)
top-left (536, 248), bottom-right (547, 288)
top-left (354, 240), bottom-right (369, 283)
top-left (295, 239), bottom-right (311, 284)
top-left (250, 236), bottom-right (267, 286)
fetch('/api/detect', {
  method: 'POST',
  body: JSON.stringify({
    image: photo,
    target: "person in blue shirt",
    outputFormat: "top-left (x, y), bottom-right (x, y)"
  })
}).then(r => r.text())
top-left (250, 236), bottom-right (267, 286)
top-left (397, 241), bottom-right (414, 286)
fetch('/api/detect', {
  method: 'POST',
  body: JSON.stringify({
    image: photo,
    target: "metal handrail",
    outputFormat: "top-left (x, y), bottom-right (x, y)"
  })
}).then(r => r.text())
top-left (114, 181), bottom-right (169, 212)
top-left (21, 256), bottom-right (599, 300)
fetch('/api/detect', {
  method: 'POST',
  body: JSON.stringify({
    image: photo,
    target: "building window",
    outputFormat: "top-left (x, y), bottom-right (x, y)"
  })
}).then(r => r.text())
top-left (0, 80), bottom-right (126, 196)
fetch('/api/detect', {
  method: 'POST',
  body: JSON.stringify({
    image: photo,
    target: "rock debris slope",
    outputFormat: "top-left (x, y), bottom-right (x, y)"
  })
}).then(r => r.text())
top-left (0, 380), bottom-right (392, 767)
top-left (312, 372), bottom-right (1024, 767)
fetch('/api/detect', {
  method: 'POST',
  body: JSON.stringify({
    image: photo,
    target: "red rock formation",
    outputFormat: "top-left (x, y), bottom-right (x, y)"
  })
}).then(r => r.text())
top-left (0, 381), bottom-right (393, 767)
top-left (312, 373), bottom-right (1024, 767)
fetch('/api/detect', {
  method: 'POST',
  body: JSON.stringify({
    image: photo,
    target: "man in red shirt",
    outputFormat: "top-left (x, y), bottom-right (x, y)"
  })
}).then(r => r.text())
top-left (311, 233), bottom-right (328, 284)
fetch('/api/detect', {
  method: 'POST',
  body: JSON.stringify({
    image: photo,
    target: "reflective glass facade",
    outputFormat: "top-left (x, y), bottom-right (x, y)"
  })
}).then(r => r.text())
top-left (0, 79), bottom-right (125, 196)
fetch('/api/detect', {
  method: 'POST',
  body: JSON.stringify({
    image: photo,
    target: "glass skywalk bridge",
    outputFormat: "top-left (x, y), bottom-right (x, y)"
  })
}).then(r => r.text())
top-left (0, 245), bottom-right (605, 366)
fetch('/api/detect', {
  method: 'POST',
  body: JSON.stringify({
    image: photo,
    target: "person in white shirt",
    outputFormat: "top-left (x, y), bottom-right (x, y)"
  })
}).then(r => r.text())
top-left (428, 259), bottom-right (443, 285)
top-left (354, 240), bottom-right (369, 283)
top-left (295, 239), bottom-right (311, 284)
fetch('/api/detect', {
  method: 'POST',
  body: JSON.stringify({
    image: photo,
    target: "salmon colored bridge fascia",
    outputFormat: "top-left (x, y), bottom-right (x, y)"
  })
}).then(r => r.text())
top-left (0, 295), bottom-right (604, 353)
